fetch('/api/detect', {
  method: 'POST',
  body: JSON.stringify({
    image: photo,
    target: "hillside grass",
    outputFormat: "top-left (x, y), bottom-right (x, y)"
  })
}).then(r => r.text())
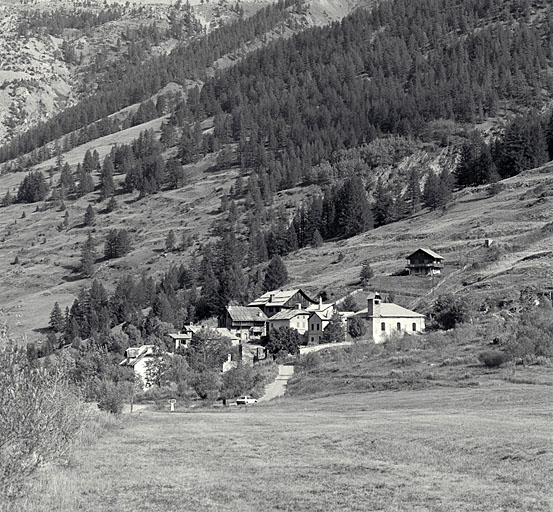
top-left (7, 383), bottom-right (553, 512)
top-left (288, 326), bottom-right (553, 399)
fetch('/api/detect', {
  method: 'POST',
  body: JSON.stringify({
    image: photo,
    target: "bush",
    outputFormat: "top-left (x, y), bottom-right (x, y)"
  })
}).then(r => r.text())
top-left (0, 342), bottom-right (85, 498)
top-left (432, 294), bottom-right (471, 329)
top-left (348, 316), bottom-right (366, 338)
top-left (97, 381), bottom-right (125, 415)
top-left (478, 350), bottom-right (510, 368)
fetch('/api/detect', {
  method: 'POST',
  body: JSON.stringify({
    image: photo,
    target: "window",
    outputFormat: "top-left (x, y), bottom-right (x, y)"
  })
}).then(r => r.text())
top-left (412, 323), bottom-right (417, 331)
top-left (311, 337), bottom-right (314, 342)
top-left (397, 322), bottom-right (401, 331)
top-left (311, 324), bottom-right (314, 330)
top-left (381, 322), bottom-right (386, 331)
top-left (317, 323), bottom-right (320, 330)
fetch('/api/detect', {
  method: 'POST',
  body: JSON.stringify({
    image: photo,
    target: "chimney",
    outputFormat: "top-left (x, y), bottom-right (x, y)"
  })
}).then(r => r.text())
top-left (270, 294), bottom-right (275, 302)
top-left (367, 292), bottom-right (382, 317)
top-left (297, 303), bottom-right (302, 309)
top-left (319, 296), bottom-right (323, 308)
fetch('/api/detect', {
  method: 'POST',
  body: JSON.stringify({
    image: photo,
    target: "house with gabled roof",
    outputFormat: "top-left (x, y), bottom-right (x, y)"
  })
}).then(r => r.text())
top-left (218, 305), bottom-right (268, 341)
top-left (248, 289), bottom-right (318, 317)
top-left (353, 292), bottom-right (425, 343)
top-left (268, 307), bottom-right (311, 336)
top-left (169, 325), bottom-right (240, 351)
top-left (306, 301), bottom-right (336, 344)
top-left (406, 248), bottom-right (444, 276)
top-left (119, 345), bottom-right (159, 389)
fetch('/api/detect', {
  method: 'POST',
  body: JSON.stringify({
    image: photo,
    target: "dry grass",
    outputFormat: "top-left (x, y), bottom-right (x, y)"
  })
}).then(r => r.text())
top-left (8, 384), bottom-right (553, 512)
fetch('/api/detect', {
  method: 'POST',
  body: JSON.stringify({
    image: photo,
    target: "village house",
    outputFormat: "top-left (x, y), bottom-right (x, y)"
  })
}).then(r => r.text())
top-left (353, 292), bottom-right (425, 343)
top-left (218, 305), bottom-right (268, 341)
top-left (168, 325), bottom-right (240, 351)
top-left (119, 345), bottom-right (158, 389)
top-left (406, 248), bottom-right (444, 276)
top-left (306, 301), bottom-right (336, 344)
top-left (248, 289), bottom-right (318, 317)
top-left (267, 307), bottom-right (311, 337)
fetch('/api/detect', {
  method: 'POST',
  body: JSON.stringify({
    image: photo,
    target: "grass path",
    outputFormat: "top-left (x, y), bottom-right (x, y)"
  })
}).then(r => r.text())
top-left (12, 383), bottom-right (553, 512)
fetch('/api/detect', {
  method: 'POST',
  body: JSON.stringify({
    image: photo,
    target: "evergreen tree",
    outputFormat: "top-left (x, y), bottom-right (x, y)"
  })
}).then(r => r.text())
top-left (406, 168), bottom-right (422, 213)
top-left (17, 171), bottom-right (49, 203)
top-left (80, 232), bottom-right (97, 277)
top-left (372, 178), bottom-right (394, 227)
top-left (59, 162), bottom-right (75, 196)
top-left (494, 113), bottom-right (549, 178)
top-left (77, 164), bottom-right (94, 197)
top-left (49, 302), bottom-right (65, 332)
top-left (106, 196), bottom-right (117, 213)
top-left (100, 157), bottom-right (115, 199)
top-left (263, 254), bottom-right (288, 291)
top-left (83, 204), bottom-right (95, 226)
top-left (311, 229), bottom-right (323, 248)
top-left (165, 230), bottom-right (176, 252)
top-left (335, 176), bottom-right (373, 237)
top-left (360, 260), bottom-right (374, 285)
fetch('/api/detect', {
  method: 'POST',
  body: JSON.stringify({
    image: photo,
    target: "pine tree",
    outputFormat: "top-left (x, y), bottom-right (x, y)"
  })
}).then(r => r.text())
top-left (49, 302), bottom-right (65, 332)
top-left (100, 157), bottom-right (115, 199)
top-left (263, 254), bottom-right (288, 291)
top-left (84, 204), bottom-right (95, 226)
top-left (106, 196), bottom-right (117, 213)
top-left (165, 230), bottom-right (176, 252)
top-left (77, 164), bottom-right (94, 197)
top-left (311, 229), bottom-right (323, 248)
top-left (80, 232), bottom-right (97, 277)
top-left (360, 260), bottom-right (374, 285)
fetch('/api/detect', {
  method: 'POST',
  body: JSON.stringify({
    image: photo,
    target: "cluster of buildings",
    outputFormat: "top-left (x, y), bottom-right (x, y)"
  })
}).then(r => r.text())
top-left (121, 248), bottom-right (441, 387)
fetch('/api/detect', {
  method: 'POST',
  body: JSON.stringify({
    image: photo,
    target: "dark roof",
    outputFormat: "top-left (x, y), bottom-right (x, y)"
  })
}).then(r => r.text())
top-left (227, 306), bottom-right (268, 322)
top-left (407, 248), bottom-right (444, 260)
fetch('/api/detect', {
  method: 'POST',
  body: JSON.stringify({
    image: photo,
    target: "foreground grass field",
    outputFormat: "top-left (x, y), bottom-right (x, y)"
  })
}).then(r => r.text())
top-left (11, 383), bottom-right (553, 512)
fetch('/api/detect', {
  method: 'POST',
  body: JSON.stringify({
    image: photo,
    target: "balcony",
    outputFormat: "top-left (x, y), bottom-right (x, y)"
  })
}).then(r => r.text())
top-left (407, 261), bottom-right (443, 268)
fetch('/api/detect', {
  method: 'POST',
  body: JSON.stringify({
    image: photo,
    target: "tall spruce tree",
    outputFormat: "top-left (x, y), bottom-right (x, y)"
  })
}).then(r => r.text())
top-left (263, 254), bottom-right (288, 291)
top-left (80, 232), bottom-right (97, 278)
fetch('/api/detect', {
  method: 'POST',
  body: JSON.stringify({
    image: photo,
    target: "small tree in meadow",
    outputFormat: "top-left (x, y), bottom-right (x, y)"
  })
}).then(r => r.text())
top-left (359, 260), bottom-right (374, 285)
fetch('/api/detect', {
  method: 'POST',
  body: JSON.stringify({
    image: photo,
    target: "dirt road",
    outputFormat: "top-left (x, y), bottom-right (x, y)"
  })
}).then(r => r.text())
top-left (258, 364), bottom-right (295, 402)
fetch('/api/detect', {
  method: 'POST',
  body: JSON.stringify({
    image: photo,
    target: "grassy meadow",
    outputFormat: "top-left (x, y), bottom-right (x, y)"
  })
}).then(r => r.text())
top-left (8, 380), bottom-right (553, 512)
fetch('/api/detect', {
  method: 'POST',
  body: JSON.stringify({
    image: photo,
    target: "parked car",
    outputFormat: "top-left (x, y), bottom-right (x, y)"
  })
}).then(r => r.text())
top-left (236, 395), bottom-right (257, 405)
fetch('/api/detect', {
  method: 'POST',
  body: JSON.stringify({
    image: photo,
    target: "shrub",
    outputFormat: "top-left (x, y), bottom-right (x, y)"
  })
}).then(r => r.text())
top-left (0, 342), bottom-right (85, 498)
top-left (478, 350), bottom-right (510, 368)
top-left (96, 381), bottom-right (125, 415)
top-left (348, 316), bottom-right (366, 338)
top-left (432, 294), bottom-right (471, 329)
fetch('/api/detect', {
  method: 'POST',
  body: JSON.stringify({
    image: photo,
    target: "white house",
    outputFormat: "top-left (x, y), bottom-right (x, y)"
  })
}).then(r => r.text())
top-left (268, 307), bottom-right (311, 336)
top-left (306, 302), bottom-right (335, 344)
top-left (353, 292), bottom-right (425, 343)
top-left (119, 345), bottom-right (158, 389)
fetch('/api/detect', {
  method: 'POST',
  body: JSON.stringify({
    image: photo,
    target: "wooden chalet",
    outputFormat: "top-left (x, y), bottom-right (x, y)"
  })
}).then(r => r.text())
top-left (219, 306), bottom-right (268, 341)
top-left (406, 248), bottom-right (444, 276)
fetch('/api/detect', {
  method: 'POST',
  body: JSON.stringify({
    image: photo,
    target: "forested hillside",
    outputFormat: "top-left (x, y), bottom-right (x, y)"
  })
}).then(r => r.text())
top-left (2, 0), bottom-right (553, 358)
